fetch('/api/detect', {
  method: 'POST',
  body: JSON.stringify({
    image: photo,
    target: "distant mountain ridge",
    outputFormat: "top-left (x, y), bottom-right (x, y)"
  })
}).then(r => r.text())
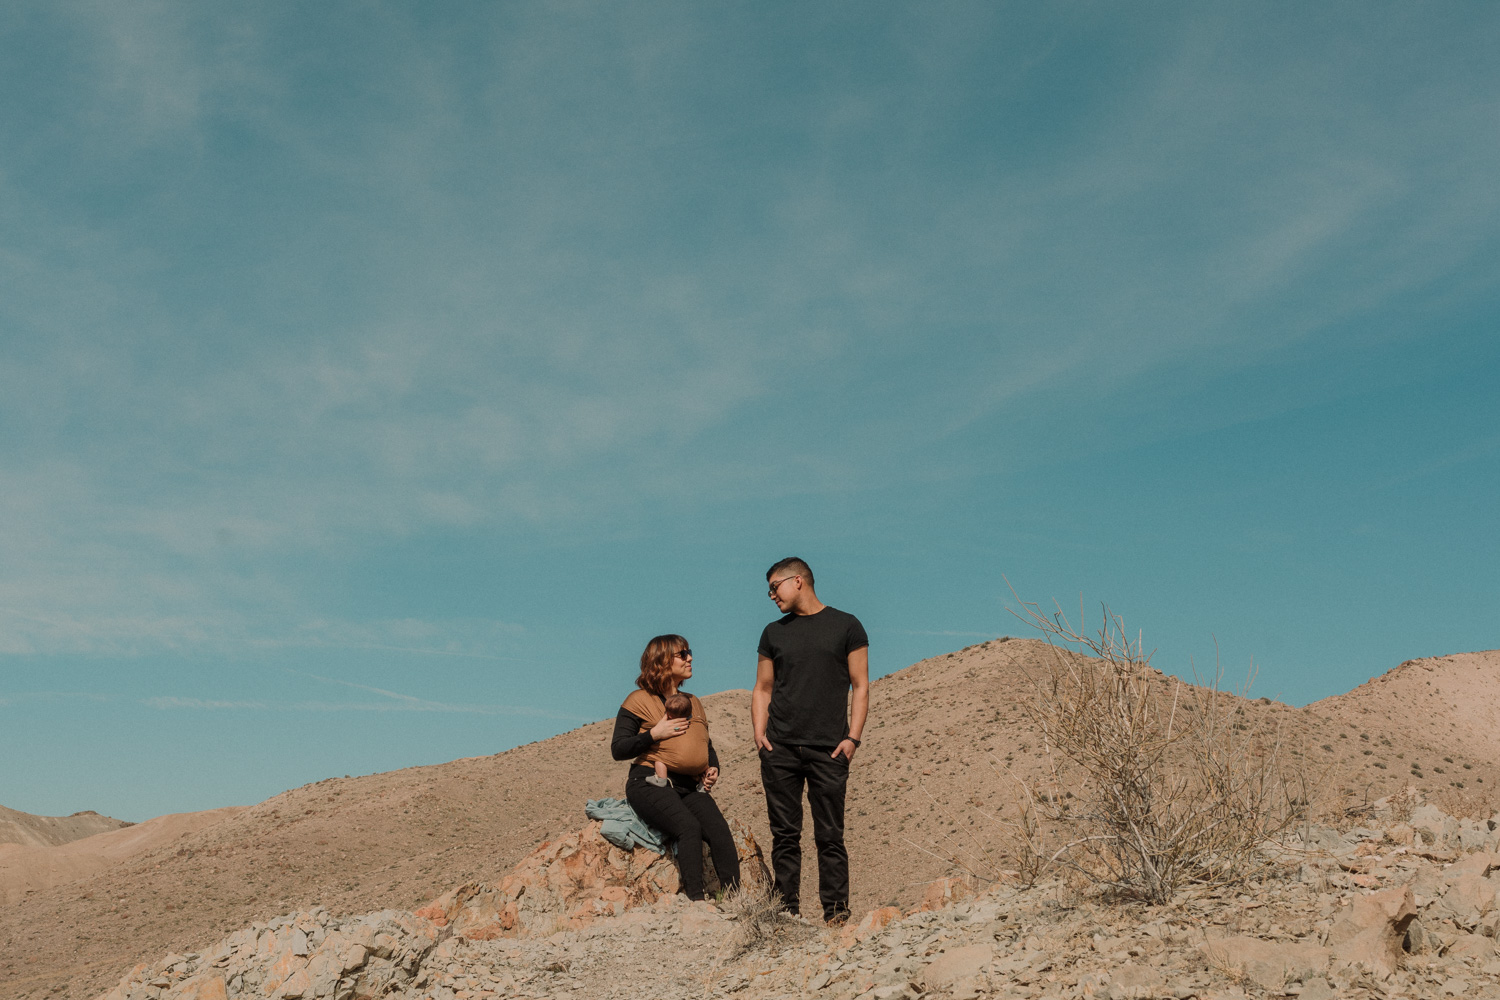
top-left (0, 805), bottom-right (129, 849)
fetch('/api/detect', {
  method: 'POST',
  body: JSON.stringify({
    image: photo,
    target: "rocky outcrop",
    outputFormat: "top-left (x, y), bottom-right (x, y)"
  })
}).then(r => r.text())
top-left (94, 818), bottom-right (766, 1000)
top-left (97, 908), bottom-right (438, 1000)
top-left (94, 795), bottom-right (1500, 1000)
top-left (415, 817), bottom-right (766, 939)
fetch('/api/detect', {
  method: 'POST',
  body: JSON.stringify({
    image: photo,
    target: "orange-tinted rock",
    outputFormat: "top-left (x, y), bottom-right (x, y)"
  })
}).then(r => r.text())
top-left (839, 905), bottom-right (901, 950)
top-left (415, 882), bottom-right (485, 926)
top-left (263, 947), bottom-right (308, 994)
top-left (165, 975), bottom-right (228, 1000)
top-left (272, 967), bottom-right (311, 998)
top-left (425, 818), bottom-right (765, 940)
top-left (913, 876), bottom-right (974, 913)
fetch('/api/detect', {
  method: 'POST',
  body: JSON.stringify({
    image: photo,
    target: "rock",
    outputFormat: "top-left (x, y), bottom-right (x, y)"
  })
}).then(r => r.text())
top-left (1297, 824), bottom-right (1345, 852)
top-left (1386, 823), bottom-right (1415, 846)
top-left (422, 818), bottom-right (767, 939)
top-left (1411, 805), bottom-right (1459, 846)
top-left (840, 906), bottom-right (902, 950)
top-left (1107, 965), bottom-right (1162, 999)
top-left (1445, 851), bottom-right (1499, 882)
top-left (1327, 884), bottom-right (1418, 977)
top-left (1441, 873), bottom-right (1499, 929)
top-left (915, 877), bottom-right (975, 914)
top-left (1201, 936), bottom-right (1330, 990)
top-left (1447, 933), bottom-right (1497, 960)
top-left (1459, 821), bottom-right (1493, 852)
top-left (1298, 976), bottom-right (1335, 1000)
top-left (1077, 972), bottom-right (1109, 997)
top-left (164, 976), bottom-right (227, 1000)
top-left (677, 900), bottom-right (723, 935)
top-left (272, 967), bottom-right (310, 998)
top-left (921, 944), bottom-right (990, 990)
top-left (263, 949), bottom-right (306, 994)
top-left (1406, 915), bottom-right (1435, 954)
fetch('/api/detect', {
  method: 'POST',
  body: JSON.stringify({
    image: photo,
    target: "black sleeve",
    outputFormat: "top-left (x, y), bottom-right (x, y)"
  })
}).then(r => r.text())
top-left (846, 614), bottom-right (870, 655)
top-left (756, 623), bottom-right (774, 659)
top-left (611, 708), bottom-right (655, 761)
top-left (708, 739), bottom-right (720, 771)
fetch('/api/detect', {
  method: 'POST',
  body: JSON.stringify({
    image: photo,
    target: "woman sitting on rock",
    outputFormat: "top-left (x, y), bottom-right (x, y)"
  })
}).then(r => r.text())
top-left (611, 634), bottom-right (741, 902)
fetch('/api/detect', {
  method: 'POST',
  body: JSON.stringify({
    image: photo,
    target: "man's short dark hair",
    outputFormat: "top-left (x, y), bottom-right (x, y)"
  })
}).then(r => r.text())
top-left (766, 557), bottom-right (814, 590)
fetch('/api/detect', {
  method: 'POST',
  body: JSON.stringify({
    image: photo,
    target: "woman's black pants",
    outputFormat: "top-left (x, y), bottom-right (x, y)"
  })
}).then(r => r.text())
top-left (624, 765), bottom-right (741, 900)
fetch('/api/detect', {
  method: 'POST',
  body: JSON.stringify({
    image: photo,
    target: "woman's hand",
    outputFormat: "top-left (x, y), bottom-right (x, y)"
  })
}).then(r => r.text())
top-left (701, 766), bottom-right (719, 791)
top-left (649, 715), bottom-right (688, 740)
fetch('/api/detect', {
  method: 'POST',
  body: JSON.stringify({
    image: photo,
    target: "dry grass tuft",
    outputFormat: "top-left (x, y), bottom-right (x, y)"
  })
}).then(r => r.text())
top-left (1386, 785), bottom-right (1420, 824)
top-left (719, 869), bottom-right (814, 956)
top-left (1008, 587), bottom-right (1307, 904)
top-left (1430, 784), bottom-right (1500, 821)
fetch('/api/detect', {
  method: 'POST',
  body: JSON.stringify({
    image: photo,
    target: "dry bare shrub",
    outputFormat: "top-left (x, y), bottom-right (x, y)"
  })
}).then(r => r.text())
top-left (1430, 784), bottom-right (1500, 821)
top-left (1386, 785), bottom-right (1420, 824)
top-left (1009, 590), bottom-right (1305, 904)
top-left (719, 867), bottom-right (814, 956)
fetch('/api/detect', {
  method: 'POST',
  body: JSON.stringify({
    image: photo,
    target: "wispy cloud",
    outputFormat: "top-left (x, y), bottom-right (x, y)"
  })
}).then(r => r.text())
top-left (142, 696), bottom-right (266, 710)
top-left (0, 599), bottom-right (522, 659)
top-left (298, 672), bottom-right (574, 718)
top-left (138, 673), bottom-right (581, 720)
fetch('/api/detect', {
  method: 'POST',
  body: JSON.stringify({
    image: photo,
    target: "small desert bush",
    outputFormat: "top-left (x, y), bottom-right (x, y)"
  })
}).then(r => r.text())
top-left (1010, 591), bottom-right (1305, 904)
top-left (1386, 784), bottom-right (1420, 823)
top-left (1430, 784), bottom-right (1500, 821)
top-left (720, 869), bottom-right (814, 956)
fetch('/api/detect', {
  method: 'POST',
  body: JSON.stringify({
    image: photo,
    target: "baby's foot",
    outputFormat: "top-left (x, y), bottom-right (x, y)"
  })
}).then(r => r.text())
top-left (645, 775), bottom-right (670, 788)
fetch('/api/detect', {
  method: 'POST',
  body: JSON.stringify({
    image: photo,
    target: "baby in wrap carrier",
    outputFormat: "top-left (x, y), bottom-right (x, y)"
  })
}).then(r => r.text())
top-left (628, 690), bottom-right (711, 791)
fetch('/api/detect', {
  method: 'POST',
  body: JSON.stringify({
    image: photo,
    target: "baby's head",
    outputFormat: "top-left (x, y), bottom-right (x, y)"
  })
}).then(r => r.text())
top-left (663, 692), bottom-right (692, 720)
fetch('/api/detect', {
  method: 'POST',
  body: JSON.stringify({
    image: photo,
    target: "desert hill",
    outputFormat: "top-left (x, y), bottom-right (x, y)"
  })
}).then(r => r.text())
top-left (4, 638), bottom-right (1499, 1000)
top-left (1307, 649), bottom-right (1500, 799)
top-left (0, 808), bottom-right (246, 906)
top-left (0, 806), bottom-right (129, 849)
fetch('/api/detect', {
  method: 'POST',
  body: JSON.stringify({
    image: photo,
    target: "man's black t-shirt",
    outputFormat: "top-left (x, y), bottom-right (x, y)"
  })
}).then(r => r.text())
top-left (757, 606), bottom-right (869, 747)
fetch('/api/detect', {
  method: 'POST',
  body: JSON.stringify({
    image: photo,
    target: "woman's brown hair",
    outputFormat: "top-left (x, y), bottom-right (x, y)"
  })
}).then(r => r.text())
top-left (637, 634), bottom-right (688, 697)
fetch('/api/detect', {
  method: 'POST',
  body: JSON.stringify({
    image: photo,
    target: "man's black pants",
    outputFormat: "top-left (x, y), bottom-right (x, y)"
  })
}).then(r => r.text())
top-left (624, 765), bottom-right (741, 901)
top-left (759, 742), bottom-right (850, 922)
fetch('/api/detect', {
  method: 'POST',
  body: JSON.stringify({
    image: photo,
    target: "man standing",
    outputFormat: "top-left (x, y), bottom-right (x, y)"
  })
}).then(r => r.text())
top-left (752, 556), bottom-right (869, 925)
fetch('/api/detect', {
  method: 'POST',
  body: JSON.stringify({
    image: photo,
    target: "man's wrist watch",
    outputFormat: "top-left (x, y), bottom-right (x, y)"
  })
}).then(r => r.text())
top-left (846, 737), bottom-right (861, 747)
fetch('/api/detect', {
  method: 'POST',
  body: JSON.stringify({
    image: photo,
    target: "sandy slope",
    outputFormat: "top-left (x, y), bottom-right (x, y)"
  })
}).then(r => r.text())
top-left (0, 807), bottom-right (128, 849)
top-left (0, 808), bottom-right (244, 905)
top-left (3, 639), bottom-right (1498, 1000)
top-left (1308, 650), bottom-right (1500, 791)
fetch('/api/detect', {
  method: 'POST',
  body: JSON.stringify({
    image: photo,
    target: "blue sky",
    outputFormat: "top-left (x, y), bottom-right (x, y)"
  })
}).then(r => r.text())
top-left (2, 3), bottom-right (1497, 821)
